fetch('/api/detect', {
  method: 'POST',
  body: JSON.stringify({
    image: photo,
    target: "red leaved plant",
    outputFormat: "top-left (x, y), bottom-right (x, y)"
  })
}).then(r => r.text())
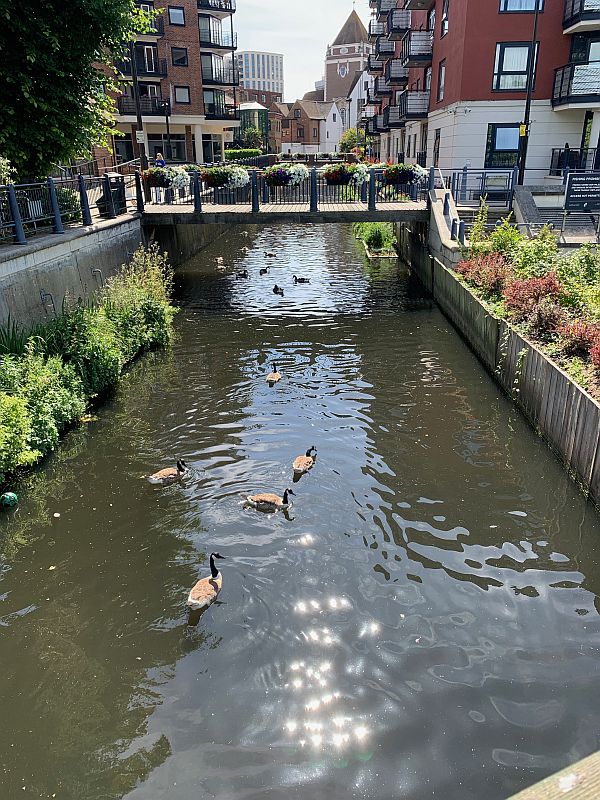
top-left (558, 321), bottom-right (600, 358)
top-left (503, 274), bottom-right (561, 321)
top-left (455, 254), bottom-right (509, 298)
top-left (591, 342), bottom-right (600, 371)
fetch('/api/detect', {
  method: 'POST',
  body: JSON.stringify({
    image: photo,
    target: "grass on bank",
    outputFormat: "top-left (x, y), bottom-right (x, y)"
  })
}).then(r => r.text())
top-left (0, 245), bottom-right (176, 487)
top-left (353, 222), bottom-right (397, 255)
top-left (455, 200), bottom-right (600, 395)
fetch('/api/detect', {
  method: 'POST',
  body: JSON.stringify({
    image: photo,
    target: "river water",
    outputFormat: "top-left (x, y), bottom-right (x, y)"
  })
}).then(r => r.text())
top-left (1, 224), bottom-right (600, 800)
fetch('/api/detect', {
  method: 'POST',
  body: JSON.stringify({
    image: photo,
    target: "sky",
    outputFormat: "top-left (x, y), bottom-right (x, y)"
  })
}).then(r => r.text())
top-left (234, 0), bottom-right (371, 102)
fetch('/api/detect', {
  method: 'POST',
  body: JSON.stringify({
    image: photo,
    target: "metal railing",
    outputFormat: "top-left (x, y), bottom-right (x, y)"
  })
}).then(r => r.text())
top-left (387, 8), bottom-right (411, 38)
top-left (117, 96), bottom-right (165, 116)
top-left (447, 167), bottom-right (518, 209)
top-left (198, 29), bottom-right (237, 48)
top-left (385, 59), bottom-right (409, 84)
top-left (197, 0), bottom-right (236, 10)
top-left (397, 89), bottom-right (430, 119)
top-left (564, 0), bottom-right (600, 27)
top-left (0, 175), bottom-right (134, 246)
top-left (550, 147), bottom-right (598, 176)
top-left (204, 103), bottom-right (240, 120)
top-left (401, 30), bottom-right (434, 67)
top-left (201, 67), bottom-right (239, 86)
top-left (375, 37), bottom-right (395, 58)
top-left (553, 61), bottom-right (600, 106)
top-left (369, 20), bottom-right (385, 38)
top-left (114, 56), bottom-right (168, 77)
top-left (367, 54), bottom-right (384, 73)
top-left (54, 157), bottom-right (141, 178)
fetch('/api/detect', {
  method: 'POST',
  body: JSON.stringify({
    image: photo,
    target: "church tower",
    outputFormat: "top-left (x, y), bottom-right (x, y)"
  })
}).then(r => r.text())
top-left (324, 10), bottom-right (371, 103)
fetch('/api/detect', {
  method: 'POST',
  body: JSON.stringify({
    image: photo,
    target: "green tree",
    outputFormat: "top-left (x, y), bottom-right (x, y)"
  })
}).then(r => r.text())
top-left (243, 126), bottom-right (264, 150)
top-left (339, 127), bottom-right (366, 154)
top-left (0, 0), bottom-right (150, 179)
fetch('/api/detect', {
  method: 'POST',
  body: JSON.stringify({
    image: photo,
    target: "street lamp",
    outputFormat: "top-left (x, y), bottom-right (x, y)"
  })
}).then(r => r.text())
top-left (157, 99), bottom-right (172, 161)
top-left (518, 0), bottom-right (542, 185)
top-left (129, 40), bottom-right (149, 173)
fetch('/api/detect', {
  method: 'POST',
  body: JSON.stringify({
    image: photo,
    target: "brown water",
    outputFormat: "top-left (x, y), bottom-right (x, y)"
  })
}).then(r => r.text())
top-left (1, 224), bottom-right (600, 800)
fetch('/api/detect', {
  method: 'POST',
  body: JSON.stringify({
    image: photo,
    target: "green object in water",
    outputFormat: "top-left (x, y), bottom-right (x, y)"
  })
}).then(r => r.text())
top-left (1, 492), bottom-right (18, 508)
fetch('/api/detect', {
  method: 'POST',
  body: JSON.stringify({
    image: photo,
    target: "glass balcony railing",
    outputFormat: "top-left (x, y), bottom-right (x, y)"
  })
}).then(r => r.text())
top-left (564, 0), bottom-right (600, 29)
top-left (198, 28), bottom-right (237, 49)
top-left (197, 0), bottom-right (236, 11)
top-left (553, 61), bottom-right (600, 106)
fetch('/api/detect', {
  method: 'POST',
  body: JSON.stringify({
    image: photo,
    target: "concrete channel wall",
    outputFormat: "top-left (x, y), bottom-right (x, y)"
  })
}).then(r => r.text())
top-left (397, 215), bottom-right (600, 507)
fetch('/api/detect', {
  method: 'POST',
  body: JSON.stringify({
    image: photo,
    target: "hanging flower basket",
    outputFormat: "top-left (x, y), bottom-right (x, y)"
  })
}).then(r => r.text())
top-left (323, 164), bottom-right (352, 185)
top-left (264, 164), bottom-right (309, 188)
top-left (201, 165), bottom-right (250, 190)
top-left (383, 163), bottom-right (428, 186)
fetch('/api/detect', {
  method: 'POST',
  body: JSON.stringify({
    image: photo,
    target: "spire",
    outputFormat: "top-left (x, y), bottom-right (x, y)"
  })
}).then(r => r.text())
top-left (332, 9), bottom-right (369, 47)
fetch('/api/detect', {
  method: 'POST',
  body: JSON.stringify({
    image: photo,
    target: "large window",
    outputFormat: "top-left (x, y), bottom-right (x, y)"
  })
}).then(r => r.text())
top-left (437, 60), bottom-right (446, 101)
top-left (493, 42), bottom-right (537, 91)
top-left (174, 85), bottom-right (190, 104)
top-left (499, 0), bottom-right (543, 10)
top-left (441, 0), bottom-right (450, 36)
top-left (171, 47), bottom-right (188, 66)
top-left (168, 6), bottom-right (185, 25)
top-left (485, 123), bottom-right (521, 167)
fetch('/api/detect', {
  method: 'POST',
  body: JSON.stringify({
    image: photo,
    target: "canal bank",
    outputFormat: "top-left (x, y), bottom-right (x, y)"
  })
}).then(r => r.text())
top-left (1, 224), bottom-right (600, 800)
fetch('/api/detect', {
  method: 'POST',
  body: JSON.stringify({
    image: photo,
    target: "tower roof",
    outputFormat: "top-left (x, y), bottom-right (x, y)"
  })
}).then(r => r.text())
top-left (332, 9), bottom-right (368, 46)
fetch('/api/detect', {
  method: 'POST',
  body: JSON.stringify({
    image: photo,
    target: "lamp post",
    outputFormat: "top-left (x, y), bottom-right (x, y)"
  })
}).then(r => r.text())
top-left (129, 40), bottom-right (149, 173)
top-left (158, 99), bottom-right (172, 161)
top-left (517, 0), bottom-right (542, 185)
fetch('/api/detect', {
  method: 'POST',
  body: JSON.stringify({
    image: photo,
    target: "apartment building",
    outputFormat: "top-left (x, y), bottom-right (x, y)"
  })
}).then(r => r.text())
top-left (114, 0), bottom-right (240, 165)
top-left (366, 0), bottom-right (600, 182)
top-left (233, 51), bottom-right (285, 96)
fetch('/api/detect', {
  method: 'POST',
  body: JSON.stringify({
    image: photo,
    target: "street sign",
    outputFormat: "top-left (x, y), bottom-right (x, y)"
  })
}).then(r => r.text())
top-left (519, 124), bottom-right (527, 137)
top-left (565, 172), bottom-right (600, 212)
top-left (135, 130), bottom-right (145, 144)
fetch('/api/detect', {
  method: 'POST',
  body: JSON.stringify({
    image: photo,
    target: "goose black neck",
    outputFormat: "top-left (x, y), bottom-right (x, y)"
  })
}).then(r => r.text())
top-left (210, 554), bottom-right (219, 579)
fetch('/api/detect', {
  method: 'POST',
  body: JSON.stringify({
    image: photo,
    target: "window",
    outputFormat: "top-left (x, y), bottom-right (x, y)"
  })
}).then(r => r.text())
top-left (441, 0), bottom-right (450, 35)
top-left (282, 119), bottom-right (289, 129)
top-left (294, 109), bottom-right (301, 118)
top-left (333, 113), bottom-right (337, 122)
top-left (171, 47), bottom-right (188, 66)
top-left (500, 0), bottom-right (543, 10)
top-left (297, 126), bottom-right (305, 138)
top-left (168, 6), bottom-right (185, 25)
top-left (313, 128), bottom-right (318, 137)
top-left (485, 123), bottom-right (521, 167)
top-left (425, 66), bottom-right (432, 92)
top-left (433, 128), bottom-right (441, 167)
top-left (427, 8), bottom-right (436, 32)
top-left (437, 60), bottom-right (446, 101)
top-left (493, 42), bottom-right (537, 91)
top-left (174, 85), bottom-right (190, 104)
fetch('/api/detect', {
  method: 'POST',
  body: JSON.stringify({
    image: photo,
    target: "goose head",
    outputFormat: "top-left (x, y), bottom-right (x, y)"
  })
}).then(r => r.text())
top-left (306, 446), bottom-right (317, 458)
top-left (209, 552), bottom-right (225, 578)
top-left (282, 488), bottom-right (296, 505)
top-left (177, 459), bottom-right (189, 474)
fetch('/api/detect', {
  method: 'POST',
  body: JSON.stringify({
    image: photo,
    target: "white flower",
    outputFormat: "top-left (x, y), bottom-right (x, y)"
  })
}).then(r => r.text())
top-left (350, 163), bottom-right (369, 186)
top-left (288, 164), bottom-right (309, 186)
top-left (166, 167), bottom-right (191, 191)
top-left (227, 166), bottom-right (250, 188)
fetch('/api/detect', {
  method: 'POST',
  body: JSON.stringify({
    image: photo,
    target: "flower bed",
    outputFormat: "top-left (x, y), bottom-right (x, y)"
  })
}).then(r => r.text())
top-left (322, 163), bottom-right (369, 187)
top-left (453, 200), bottom-right (600, 398)
top-left (382, 163), bottom-right (427, 185)
top-left (201, 165), bottom-right (250, 190)
top-left (143, 166), bottom-right (190, 191)
top-left (264, 164), bottom-right (308, 187)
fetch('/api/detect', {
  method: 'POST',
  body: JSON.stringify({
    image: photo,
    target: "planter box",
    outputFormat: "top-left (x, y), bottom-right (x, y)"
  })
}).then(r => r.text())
top-left (212, 185), bottom-right (250, 205)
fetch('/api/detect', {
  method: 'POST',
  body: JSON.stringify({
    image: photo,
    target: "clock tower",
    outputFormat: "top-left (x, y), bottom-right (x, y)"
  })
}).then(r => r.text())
top-left (324, 10), bottom-right (371, 103)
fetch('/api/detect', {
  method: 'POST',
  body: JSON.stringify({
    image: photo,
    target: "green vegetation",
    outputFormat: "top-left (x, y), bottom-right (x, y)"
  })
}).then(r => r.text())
top-left (353, 222), bottom-right (397, 254)
top-left (456, 210), bottom-right (600, 396)
top-left (0, 0), bottom-right (151, 179)
top-left (242, 127), bottom-right (264, 150)
top-left (0, 245), bottom-right (175, 486)
top-left (224, 149), bottom-right (262, 162)
top-left (339, 127), bottom-right (366, 154)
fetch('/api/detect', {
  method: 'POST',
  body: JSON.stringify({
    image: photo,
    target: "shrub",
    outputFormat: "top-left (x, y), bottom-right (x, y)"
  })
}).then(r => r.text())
top-left (513, 225), bottom-right (558, 278)
top-left (353, 222), bottom-right (395, 252)
top-left (0, 156), bottom-right (16, 185)
top-left (556, 244), bottom-right (600, 313)
top-left (591, 342), bottom-right (600, 371)
top-left (456, 254), bottom-right (509, 298)
top-left (201, 165), bottom-right (250, 189)
top-left (224, 149), bottom-right (261, 161)
top-left (488, 216), bottom-right (525, 259)
top-left (0, 393), bottom-right (36, 483)
top-left (504, 273), bottom-right (561, 321)
top-left (55, 187), bottom-right (82, 223)
top-left (558, 321), bottom-right (600, 358)
top-left (527, 299), bottom-right (565, 340)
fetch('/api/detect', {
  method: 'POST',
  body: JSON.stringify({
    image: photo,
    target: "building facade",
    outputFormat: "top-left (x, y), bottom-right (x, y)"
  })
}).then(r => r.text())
top-left (280, 100), bottom-right (344, 154)
top-left (238, 101), bottom-right (269, 149)
top-left (114, 0), bottom-right (240, 165)
top-left (234, 51), bottom-right (285, 96)
top-left (366, 0), bottom-right (600, 182)
top-left (325, 10), bottom-right (373, 103)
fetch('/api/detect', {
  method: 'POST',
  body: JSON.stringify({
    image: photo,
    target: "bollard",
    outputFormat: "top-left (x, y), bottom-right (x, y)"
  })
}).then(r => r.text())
top-left (310, 167), bottom-right (318, 213)
top-left (47, 177), bottom-right (65, 234)
top-left (428, 165), bottom-right (435, 192)
top-left (192, 170), bottom-right (202, 214)
top-left (134, 170), bottom-right (145, 213)
top-left (7, 184), bottom-right (26, 245)
top-left (443, 192), bottom-right (450, 216)
top-left (368, 168), bottom-right (376, 212)
top-left (251, 170), bottom-right (260, 213)
top-left (458, 219), bottom-right (466, 246)
top-left (103, 174), bottom-right (116, 219)
top-left (78, 174), bottom-right (93, 226)
top-left (451, 218), bottom-right (458, 241)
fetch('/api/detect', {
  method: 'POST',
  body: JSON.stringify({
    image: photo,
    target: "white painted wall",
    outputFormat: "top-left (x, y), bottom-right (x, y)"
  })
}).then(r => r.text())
top-left (426, 100), bottom-right (586, 184)
top-left (322, 103), bottom-right (345, 153)
top-left (347, 70), bottom-right (374, 131)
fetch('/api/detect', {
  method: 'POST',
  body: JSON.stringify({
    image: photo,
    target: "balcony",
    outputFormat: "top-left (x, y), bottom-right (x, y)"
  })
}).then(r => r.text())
top-left (366, 87), bottom-right (381, 105)
top-left (366, 117), bottom-right (380, 136)
top-left (376, 113), bottom-right (388, 133)
top-left (383, 105), bottom-right (404, 129)
top-left (201, 67), bottom-right (239, 86)
top-left (387, 9), bottom-right (411, 39)
top-left (138, 15), bottom-right (164, 37)
top-left (369, 20), bottom-right (385, 41)
top-left (115, 57), bottom-right (168, 78)
top-left (397, 89), bottom-right (430, 119)
top-left (385, 59), bottom-right (409, 85)
top-left (553, 61), bottom-right (600, 107)
top-left (204, 103), bottom-right (240, 120)
top-left (375, 0), bottom-right (396, 18)
top-left (375, 37), bottom-right (396, 59)
top-left (117, 96), bottom-right (165, 116)
top-left (403, 0), bottom-right (435, 9)
top-left (367, 54), bottom-right (384, 74)
top-left (198, 28), bottom-right (237, 49)
top-left (197, 0), bottom-right (236, 12)
top-left (374, 77), bottom-right (393, 97)
top-left (563, 0), bottom-right (600, 33)
top-left (550, 146), bottom-right (598, 175)
top-left (400, 30), bottom-right (433, 68)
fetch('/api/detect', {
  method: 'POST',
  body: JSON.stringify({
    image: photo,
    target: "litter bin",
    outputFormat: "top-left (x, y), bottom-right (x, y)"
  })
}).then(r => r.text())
top-left (96, 173), bottom-right (126, 217)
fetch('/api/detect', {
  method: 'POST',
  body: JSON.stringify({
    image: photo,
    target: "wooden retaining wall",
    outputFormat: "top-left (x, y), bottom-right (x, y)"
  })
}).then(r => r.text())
top-left (412, 254), bottom-right (600, 506)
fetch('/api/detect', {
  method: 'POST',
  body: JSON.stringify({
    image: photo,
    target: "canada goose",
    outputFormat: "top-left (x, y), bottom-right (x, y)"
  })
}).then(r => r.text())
top-left (293, 446), bottom-right (317, 476)
top-left (237, 269), bottom-right (249, 278)
top-left (246, 488), bottom-right (295, 512)
top-left (266, 363), bottom-right (281, 385)
top-left (147, 459), bottom-right (189, 484)
top-left (259, 267), bottom-right (270, 276)
top-left (273, 285), bottom-right (284, 296)
top-left (293, 276), bottom-right (310, 284)
top-left (265, 251), bottom-right (276, 258)
top-left (186, 553), bottom-right (225, 612)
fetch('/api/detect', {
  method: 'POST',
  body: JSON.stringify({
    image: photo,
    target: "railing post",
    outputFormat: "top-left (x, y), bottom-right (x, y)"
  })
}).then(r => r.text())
top-left (251, 170), bottom-right (260, 213)
top-left (78, 174), bottom-right (93, 226)
top-left (360, 177), bottom-right (368, 203)
top-left (459, 166), bottom-right (468, 204)
top-left (458, 219), bottom-right (466, 246)
top-left (262, 174), bottom-right (269, 204)
top-left (443, 192), bottom-right (450, 216)
top-left (192, 170), bottom-right (202, 214)
top-left (563, 165), bottom-right (570, 186)
top-left (7, 184), bottom-right (26, 245)
top-left (451, 218), bottom-right (458, 241)
top-left (47, 177), bottom-right (65, 234)
top-left (409, 183), bottom-right (418, 201)
top-left (103, 174), bottom-right (116, 219)
top-left (368, 168), bottom-right (376, 212)
top-left (134, 170), bottom-right (145, 213)
top-left (309, 167), bottom-right (318, 212)
top-left (428, 165), bottom-right (435, 192)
